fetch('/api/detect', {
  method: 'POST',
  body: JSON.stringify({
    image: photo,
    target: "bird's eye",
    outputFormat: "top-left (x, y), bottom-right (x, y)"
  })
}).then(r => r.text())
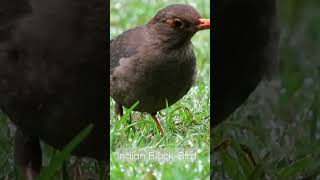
top-left (172, 19), bottom-right (184, 29)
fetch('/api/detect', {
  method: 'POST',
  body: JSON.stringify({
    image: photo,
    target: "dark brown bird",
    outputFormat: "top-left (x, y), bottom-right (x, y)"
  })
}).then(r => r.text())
top-left (110, 4), bottom-right (210, 135)
top-left (0, 0), bottom-right (107, 178)
top-left (211, 1), bottom-right (279, 177)
top-left (212, 0), bottom-right (279, 127)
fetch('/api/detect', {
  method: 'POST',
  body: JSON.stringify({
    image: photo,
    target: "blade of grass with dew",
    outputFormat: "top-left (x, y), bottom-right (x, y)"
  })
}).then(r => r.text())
top-left (37, 124), bottom-right (93, 180)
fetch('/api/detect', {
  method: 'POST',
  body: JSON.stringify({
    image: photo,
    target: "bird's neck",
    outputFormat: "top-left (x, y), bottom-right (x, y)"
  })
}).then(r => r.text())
top-left (147, 25), bottom-right (193, 50)
top-left (162, 37), bottom-right (192, 51)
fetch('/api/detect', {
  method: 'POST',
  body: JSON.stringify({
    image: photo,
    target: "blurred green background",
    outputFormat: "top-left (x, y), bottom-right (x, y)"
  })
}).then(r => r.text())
top-left (110, 0), bottom-right (210, 180)
top-left (213, 1), bottom-right (320, 179)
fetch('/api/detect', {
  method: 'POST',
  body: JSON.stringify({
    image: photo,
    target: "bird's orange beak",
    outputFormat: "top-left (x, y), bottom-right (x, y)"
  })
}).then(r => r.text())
top-left (197, 18), bottom-right (210, 30)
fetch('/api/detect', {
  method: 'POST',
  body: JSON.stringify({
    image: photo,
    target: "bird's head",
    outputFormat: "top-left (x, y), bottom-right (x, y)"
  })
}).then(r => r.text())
top-left (147, 4), bottom-right (210, 48)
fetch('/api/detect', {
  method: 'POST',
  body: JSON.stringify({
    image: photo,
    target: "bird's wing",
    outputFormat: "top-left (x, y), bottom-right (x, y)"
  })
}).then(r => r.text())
top-left (0, 0), bottom-right (31, 41)
top-left (110, 26), bottom-right (147, 74)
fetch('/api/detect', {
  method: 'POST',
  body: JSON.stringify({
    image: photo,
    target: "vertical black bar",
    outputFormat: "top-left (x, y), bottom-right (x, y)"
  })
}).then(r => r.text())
top-left (210, 0), bottom-right (216, 178)
top-left (106, 0), bottom-right (111, 178)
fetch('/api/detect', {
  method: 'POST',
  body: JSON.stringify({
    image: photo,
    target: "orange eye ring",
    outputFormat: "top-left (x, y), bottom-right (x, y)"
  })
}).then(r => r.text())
top-left (172, 18), bottom-right (184, 29)
top-left (167, 18), bottom-right (184, 29)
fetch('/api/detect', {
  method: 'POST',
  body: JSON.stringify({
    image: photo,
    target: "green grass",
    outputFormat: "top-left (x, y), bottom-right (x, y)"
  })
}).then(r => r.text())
top-left (38, 124), bottom-right (95, 180)
top-left (0, 113), bottom-right (104, 179)
top-left (110, 0), bottom-right (210, 179)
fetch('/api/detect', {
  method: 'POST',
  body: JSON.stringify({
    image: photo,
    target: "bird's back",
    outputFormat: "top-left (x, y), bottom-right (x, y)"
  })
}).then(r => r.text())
top-left (110, 26), bottom-right (148, 74)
